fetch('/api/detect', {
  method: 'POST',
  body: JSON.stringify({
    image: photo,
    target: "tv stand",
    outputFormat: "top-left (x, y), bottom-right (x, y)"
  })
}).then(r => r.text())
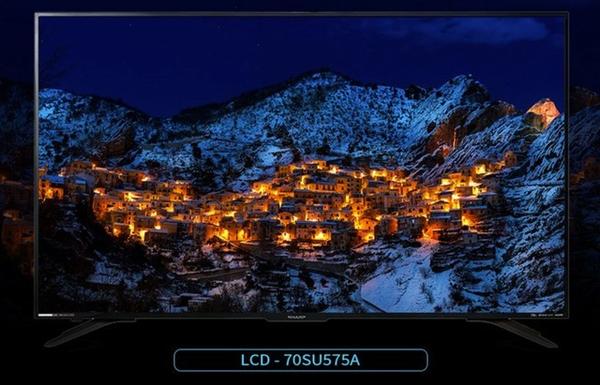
top-left (44, 319), bottom-right (135, 348)
top-left (467, 319), bottom-right (558, 348)
top-left (44, 318), bottom-right (557, 348)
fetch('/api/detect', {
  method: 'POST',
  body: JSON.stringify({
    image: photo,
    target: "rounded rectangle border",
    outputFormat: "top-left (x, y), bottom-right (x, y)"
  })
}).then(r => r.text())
top-left (172, 347), bottom-right (429, 373)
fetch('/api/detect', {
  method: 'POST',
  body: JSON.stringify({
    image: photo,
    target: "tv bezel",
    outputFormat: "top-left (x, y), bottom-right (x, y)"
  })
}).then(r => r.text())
top-left (33, 11), bottom-right (570, 321)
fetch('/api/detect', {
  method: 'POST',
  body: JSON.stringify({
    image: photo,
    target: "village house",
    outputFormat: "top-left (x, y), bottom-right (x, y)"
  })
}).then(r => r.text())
top-left (39, 175), bottom-right (66, 200)
top-left (38, 156), bottom-right (506, 255)
top-left (330, 227), bottom-right (357, 250)
top-left (296, 220), bottom-right (330, 243)
top-left (397, 215), bottom-right (426, 238)
top-left (376, 215), bottom-right (398, 237)
top-left (478, 191), bottom-right (499, 207)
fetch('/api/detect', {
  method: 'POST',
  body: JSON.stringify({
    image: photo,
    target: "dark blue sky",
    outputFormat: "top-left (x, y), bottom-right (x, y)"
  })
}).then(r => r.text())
top-left (2, 1), bottom-right (599, 115)
top-left (38, 16), bottom-right (565, 117)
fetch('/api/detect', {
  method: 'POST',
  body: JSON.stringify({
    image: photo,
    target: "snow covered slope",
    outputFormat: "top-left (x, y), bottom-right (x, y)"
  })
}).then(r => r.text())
top-left (495, 116), bottom-right (565, 313)
top-left (36, 72), bottom-right (568, 313)
top-left (38, 71), bottom-right (516, 184)
top-left (38, 88), bottom-right (162, 170)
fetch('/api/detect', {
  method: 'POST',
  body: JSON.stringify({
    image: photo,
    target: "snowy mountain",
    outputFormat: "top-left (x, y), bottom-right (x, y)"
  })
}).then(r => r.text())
top-left (38, 71), bottom-right (526, 188)
top-left (38, 88), bottom-right (160, 169)
top-left (495, 115), bottom-right (565, 312)
top-left (36, 71), bottom-right (570, 314)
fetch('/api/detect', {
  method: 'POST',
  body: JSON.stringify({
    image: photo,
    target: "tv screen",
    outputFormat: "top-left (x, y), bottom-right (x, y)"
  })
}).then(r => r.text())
top-left (35, 13), bottom-right (567, 319)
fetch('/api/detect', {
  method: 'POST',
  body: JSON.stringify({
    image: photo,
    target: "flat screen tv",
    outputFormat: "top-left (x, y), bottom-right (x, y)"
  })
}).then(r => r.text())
top-left (34, 12), bottom-right (568, 338)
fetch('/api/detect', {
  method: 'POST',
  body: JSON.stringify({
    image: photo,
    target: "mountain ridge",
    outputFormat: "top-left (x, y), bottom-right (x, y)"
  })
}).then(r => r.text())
top-left (37, 71), bottom-right (561, 195)
top-left (31, 72), bottom-right (571, 314)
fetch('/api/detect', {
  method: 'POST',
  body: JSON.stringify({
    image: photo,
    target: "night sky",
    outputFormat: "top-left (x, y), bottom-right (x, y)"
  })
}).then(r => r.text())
top-left (3, 0), bottom-right (599, 119)
top-left (37, 16), bottom-right (565, 117)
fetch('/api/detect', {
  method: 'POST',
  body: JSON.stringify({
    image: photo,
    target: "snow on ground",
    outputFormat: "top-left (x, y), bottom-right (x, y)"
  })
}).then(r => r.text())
top-left (360, 239), bottom-right (454, 312)
top-left (86, 254), bottom-right (144, 289)
top-left (256, 144), bottom-right (293, 167)
top-left (323, 306), bottom-right (355, 313)
top-left (289, 269), bottom-right (339, 305)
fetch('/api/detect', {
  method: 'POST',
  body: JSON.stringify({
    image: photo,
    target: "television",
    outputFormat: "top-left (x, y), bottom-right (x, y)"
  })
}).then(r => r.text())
top-left (34, 12), bottom-right (568, 347)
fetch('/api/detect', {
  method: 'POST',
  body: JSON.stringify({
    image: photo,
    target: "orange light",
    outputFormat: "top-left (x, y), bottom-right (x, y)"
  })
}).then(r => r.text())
top-left (461, 216), bottom-right (473, 227)
top-left (300, 175), bottom-right (308, 187)
top-left (221, 229), bottom-right (229, 240)
top-left (314, 230), bottom-right (329, 241)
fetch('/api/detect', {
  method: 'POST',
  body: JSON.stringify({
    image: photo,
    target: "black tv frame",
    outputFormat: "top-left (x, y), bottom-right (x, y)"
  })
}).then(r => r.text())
top-left (33, 11), bottom-right (570, 347)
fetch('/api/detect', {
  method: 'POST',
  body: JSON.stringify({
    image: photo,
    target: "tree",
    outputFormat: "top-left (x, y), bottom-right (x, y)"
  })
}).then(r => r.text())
top-left (274, 125), bottom-right (294, 147)
top-left (291, 147), bottom-right (302, 163)
top-left (145, 159), bottom-right (161, 170)
top-left (316, 136), bottom-right (331, 155)
top-left (276, 289), bottom-right (287, 311)
top-left (342, 154), bottom-right (353, 166)
top-left (302, 139), bottom-right (313, 155)
top-left (190, 153), bottom-right (217, 191)
top-left (192, 143), bottom-right (202, 160)
top-left (223, 162), bottom-right (238, 185)
top-left (242, 151), bottom-right (254, 168)
top-left (200, 157), bottom-right (217, 188)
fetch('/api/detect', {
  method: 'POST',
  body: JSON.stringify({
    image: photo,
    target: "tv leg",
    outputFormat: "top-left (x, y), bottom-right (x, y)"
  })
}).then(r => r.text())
top-left (44, 319), bottom-right (135, 348)
top-left (467, 319), bottom-right (558, 349)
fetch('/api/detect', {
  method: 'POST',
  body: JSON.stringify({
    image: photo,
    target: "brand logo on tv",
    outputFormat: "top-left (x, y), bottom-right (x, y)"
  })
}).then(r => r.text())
top-left (287, 315), bottom-right (307, 320)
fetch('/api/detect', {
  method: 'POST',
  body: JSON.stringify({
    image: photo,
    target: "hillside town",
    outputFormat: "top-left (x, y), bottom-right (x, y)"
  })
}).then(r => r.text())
top-left (28, 71), bottom-right (568, 315)
top-left (0, 175), bottom-right (33, 275)
top-left (38, 153), bottom-right (515, 258)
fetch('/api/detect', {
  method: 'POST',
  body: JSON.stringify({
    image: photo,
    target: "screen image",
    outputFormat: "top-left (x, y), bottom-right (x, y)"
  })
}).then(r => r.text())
top-left (35, 14), bottom-right (567, 317)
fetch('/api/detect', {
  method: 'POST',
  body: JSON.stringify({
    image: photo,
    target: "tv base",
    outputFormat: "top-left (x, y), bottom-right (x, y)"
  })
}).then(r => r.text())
top-left (44, 318), bottom-right (557, 349)
top-left (44, 319), bottom-right (135, 348)
top-left (467, 319), bottom-right (558, 349)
